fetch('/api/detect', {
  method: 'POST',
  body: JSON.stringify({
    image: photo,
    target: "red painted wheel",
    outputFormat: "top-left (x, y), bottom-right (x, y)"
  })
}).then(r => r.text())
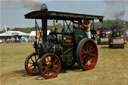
top-left (25, 52), bottom-right (40, 76)
top-left (39, 53), bottom-right (61, 79)
top-left (76, 38), bottom-right (98, 70)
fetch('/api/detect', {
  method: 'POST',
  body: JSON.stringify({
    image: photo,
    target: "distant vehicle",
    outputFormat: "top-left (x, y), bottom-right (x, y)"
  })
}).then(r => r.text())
top-left (97, 30), bottom-right (109, 45)
top-left (126, 35), bottom-right (128, 42)
top-left (109, 25), bottom-right (125, 48)
top-left (125, 32), bottom-right (128, 42)
top-left (24, 4), bottom-right (104, 79)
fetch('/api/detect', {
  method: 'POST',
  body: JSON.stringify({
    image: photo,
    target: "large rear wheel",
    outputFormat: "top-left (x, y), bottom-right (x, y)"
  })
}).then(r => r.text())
top-left (76, 38), bottom-right (98, 70)
top-left (25, 52), bottom-right (40, 76)
top-left (39, 53), bottom-right (61, 79)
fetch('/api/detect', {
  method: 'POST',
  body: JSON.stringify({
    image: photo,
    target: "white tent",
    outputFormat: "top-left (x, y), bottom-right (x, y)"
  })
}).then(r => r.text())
top-left (0, 31), bottom-right (29, 36)
top-left (29, 31), bottom-right (36, 36)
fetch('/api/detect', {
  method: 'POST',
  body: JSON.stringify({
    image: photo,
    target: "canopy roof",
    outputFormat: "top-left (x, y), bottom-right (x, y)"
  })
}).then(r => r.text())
top-left (25, 10), bottom-right (104, 21)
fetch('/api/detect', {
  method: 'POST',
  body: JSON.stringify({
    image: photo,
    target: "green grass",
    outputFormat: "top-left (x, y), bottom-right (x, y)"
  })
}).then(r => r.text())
top-left (0, 43), bottom-right (128, 85)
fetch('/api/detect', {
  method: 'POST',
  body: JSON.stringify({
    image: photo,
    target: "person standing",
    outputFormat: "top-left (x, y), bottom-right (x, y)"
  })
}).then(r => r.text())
top-left (80, 19), bottom-right (92, 38)
top-left (72, 19), bottom-right (92, 38)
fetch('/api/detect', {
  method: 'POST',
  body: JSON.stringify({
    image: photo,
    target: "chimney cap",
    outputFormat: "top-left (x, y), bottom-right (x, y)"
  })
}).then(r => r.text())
top-left (40, 3), bottom-right (48, 11)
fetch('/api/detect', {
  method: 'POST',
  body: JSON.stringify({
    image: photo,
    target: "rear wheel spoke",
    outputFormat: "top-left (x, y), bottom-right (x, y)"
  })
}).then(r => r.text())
top-left (90, 54), bottom-right (96, 57)
top-left (81, 56), bottom-right (86, 61)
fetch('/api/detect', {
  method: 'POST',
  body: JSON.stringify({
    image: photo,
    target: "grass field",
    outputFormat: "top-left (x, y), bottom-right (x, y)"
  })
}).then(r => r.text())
top-left (0, 43), bottom-right (128, 85)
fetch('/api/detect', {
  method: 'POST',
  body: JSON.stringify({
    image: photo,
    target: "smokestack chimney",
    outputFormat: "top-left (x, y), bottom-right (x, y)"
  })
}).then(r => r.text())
top-left (40, 3), bottom-right (48, 11)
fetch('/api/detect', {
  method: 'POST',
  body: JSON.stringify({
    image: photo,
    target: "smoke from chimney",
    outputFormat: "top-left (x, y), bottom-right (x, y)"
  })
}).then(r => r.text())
top-left (1, 0), bottom-right (42, 10)
top-left (104, 0), bottom-right (127, 20)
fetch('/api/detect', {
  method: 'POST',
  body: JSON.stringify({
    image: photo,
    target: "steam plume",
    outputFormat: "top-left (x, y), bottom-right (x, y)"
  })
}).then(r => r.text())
top-left (1, 0), bottom-right (42, 10)
top-left (105, 0), bottom-right (127, 20)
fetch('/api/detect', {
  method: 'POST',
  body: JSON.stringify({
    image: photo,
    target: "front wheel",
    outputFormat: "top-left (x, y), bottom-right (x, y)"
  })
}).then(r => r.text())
top-left (25, 52), bottom-right (40, 76)
top-left (39, 53), bottom-right (61, 79)
top-left (76, 38), bottom-right (98, 70)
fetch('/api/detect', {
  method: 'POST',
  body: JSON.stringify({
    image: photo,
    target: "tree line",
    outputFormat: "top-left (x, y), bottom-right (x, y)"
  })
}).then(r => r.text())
top-left (1, 20), bottom-right (128, 33)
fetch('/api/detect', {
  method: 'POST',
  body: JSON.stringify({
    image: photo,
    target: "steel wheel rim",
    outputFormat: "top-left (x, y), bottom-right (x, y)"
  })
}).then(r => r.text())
top-left (40, 54), bottom-right (61, 79)
top-left (26, 53), bottom-right (39, 75)
top-left (80, 39), bottom-right (98, 70)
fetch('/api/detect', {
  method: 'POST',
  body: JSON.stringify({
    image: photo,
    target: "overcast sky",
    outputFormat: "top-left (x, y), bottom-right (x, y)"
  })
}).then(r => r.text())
top-left (0, 0), bottom-right (128, 30)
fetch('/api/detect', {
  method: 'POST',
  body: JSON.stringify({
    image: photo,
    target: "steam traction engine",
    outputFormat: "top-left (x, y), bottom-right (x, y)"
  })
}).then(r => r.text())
top-left (24, 4), bottom-right (104, 79)
top-left (109, 25), bottom-right (125, 48)
top-left (97, 30), bottom-right (109, 45)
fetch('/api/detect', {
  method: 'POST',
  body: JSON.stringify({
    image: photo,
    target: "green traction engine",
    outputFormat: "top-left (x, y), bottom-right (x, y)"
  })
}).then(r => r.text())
top-left (24, 4), bottom-right (104, 79)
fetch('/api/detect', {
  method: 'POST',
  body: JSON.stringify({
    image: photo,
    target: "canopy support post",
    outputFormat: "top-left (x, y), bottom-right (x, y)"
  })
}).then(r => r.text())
top-left (42, 17), bottom-right (47, 43)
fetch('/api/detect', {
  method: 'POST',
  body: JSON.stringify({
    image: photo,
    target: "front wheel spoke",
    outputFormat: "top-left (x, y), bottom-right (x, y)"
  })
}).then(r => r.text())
top-left (49, 70), bottom-right (54, 75)
top-left (30, 58), bottom-right (34, 63)
top-left (29, 64), bottom-right (33, 68)
top-left (33, 66), bottom-right (37, 73)
top-left (53, 59), bottom-right (57, 65)
top-left (35, 66), bottom-right (37, 72)
top-left (36, 58), bottom-right (39, 62)
top-left (52, 68), bottom-right (56, 73)
top-left (28, 62), bottom-right (33, 64)
top-left (35, 55), bottom-right (37, 61)
top-left (43, 61), bottom-right (47, 65)
top-left (53, 64), bottom-right (58, 71)
top-left (43, 69), bottom-right (47, 74)
top-left (32, 67), bottom-right (36, 72)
